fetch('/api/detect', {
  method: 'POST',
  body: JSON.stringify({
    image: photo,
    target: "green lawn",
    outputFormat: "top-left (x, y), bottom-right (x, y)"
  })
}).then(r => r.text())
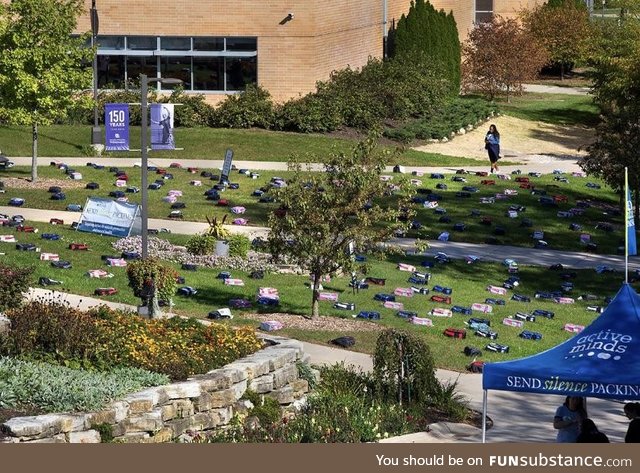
top-left (497, 93), bottom-right (600, 127)
top-left (1, 166), bottom-right (622, 253)
top-left (0, 221), bottom-right (627, 372)
top-left (407, 172), bottom-right (623, 255)
top-left (0, 125), bottom-right (482, 167)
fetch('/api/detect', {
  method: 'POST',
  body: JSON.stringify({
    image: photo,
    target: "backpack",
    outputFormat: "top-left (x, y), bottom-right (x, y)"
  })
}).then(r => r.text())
top-left (443, 327), bottom-right (466, 339)
top-left (464, 346), bottom-right (482, 357)
top-left (467, 361), bottom-right (485, 373)
top-left (331, 336), bottom-right (355, 348)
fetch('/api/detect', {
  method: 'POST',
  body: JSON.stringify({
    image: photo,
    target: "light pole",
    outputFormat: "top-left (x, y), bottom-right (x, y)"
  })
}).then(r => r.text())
top-left (140, 74), bottom-right (182, 259)
top-left (90, 0), bottom-right (101, 146)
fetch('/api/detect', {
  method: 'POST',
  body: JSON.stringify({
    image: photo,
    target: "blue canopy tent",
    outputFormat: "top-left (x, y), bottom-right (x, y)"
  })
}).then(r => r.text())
top-left (481, 283), bottom-right (640, 442)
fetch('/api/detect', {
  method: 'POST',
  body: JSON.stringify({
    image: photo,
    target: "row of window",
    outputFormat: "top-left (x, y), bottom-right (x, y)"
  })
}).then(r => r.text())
top-left (95, 35), bottom-right (257, 52)
top-left (93, 36), bottom-right (258, 93)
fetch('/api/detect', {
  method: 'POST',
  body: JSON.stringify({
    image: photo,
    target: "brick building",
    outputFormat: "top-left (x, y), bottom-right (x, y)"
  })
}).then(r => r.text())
top-left (77, 1), bottom-right (539, 102)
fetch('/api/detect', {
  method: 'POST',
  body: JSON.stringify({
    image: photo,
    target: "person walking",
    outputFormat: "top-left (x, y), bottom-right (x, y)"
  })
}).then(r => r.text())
top-left (553, 396), bottom-right (587, 443)
top-left (624, 402), bottom-right (640, 443)
top-left (485, 124), bottom-right (501, 174)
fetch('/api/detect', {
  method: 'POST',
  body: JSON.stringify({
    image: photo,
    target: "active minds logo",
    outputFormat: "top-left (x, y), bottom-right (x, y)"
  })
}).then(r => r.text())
top-left (565, 329), bottom-right (631, 361)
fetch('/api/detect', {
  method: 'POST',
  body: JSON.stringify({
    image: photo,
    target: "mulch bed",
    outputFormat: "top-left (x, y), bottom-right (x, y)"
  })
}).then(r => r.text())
top-left (243, 312), bottom-right (383, 332)
top-left (2, 177), bottom-right (86, 190)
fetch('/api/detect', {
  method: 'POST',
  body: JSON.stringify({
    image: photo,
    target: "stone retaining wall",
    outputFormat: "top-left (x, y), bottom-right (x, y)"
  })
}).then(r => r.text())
top-left (0, 336), bottom-right (310, 443)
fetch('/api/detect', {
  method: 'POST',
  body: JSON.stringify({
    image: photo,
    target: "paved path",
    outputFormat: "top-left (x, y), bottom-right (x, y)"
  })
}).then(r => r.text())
top-left (523, 84), bottom-right (591, 96)
top-left (2, 207), bottom-right (631, 270)
top-left (8, 155), bottom-right (583, 175)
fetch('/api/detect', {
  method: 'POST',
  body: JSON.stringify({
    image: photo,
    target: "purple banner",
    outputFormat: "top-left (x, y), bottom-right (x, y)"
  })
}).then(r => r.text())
top-left (104, 103), bottom-right (130, 151)
top-left (150, 103), bottom-right (175, 150)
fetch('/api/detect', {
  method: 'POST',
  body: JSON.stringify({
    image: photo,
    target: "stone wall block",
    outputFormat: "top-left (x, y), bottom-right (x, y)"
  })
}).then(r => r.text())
top-left (57, 414), bottom-right (89, 433)
top-left (290, 378), bottom-right (310, 396)
top-left (261, 347), bottom-right (299, 370)
top-left (225, 358), bottom-right (270, 381)
top-left (2, 414), bottom-right (66, 438)
top-left (125, 409), bottom-right (163, 433)
top-left (268, 386), bottom-right (294, 405)
top-left (86, 409), bottom-right (116, 427)
top-left (67, 430), bottom-right (101, 443)
top-left (249, 374), bottom-right (274, 394)
top-left (209, 379), bottom-right (247, 408)
top-left (162, 381), bottom-right (201, 400)
top-left (272, 364), bottom-right (298, 389)
top-left (113, 432), bottom-right (150, 443)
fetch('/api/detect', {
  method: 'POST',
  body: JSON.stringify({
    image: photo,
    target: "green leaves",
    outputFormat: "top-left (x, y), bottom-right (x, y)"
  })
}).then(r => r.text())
top-left (0, 0), bottom-right (92, 125)
top-left (267, 136), bottom-right (414, 317)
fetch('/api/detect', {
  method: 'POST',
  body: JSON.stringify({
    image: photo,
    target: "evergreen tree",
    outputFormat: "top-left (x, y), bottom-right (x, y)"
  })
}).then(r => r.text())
top-left (392, 0), bottom-right (461, 94)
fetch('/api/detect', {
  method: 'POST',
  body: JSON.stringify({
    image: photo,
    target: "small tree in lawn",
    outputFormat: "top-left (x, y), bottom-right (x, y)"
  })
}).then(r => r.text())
top-left (0, 0), bottom-right (92, 182)
top-left (521, 0), bottom-right (593, 80)
top-left (462, 16), bottom-right (548, 102)
top-left (268, 136), bottom-right (413, 318)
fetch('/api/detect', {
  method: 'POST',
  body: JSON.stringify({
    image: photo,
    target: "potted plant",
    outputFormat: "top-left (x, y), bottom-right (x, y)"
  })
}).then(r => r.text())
top-left (206, 215), bottom-right (231, 256)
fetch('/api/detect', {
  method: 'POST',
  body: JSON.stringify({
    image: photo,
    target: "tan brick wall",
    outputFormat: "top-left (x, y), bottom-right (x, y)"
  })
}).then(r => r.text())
top-left (74, 0), bottom-right (541, 102)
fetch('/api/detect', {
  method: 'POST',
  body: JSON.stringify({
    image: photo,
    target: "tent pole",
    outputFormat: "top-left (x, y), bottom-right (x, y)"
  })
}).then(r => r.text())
top-left (482, 390), bottom-right (488, 443)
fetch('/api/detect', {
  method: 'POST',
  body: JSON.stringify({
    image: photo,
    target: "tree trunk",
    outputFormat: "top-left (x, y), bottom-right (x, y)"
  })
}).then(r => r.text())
top-left (506, 85), bottom-right (511, 103)
top-left (31, 122), bottom-right (38, 182)
top-left (560, 62), bottom-right (565, 81)
top-left (311, 273), bottom-right (321, 319)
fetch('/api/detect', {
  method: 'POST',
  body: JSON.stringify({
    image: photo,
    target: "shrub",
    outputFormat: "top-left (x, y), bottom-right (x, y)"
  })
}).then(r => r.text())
top-left (213, 84), bottom-right (275, 129)
top-left (373, 329), bottom-right (439, 407)
top-left (158, 89), bottom-right (215, 127)
top-left (274, 93), bottom-right (343, 133)
top-left (0, 357), bottom-right (169, 413)
top-left (0, 300), bottom-right (98, 366)
top-left (94, 313), bottom-right (262, 380)
top-left (242, 390), bottom-right (282, 426)
top-left (227, 234), bottom-right (251, 258)
top-left (383, 97), bottom-right (498, 142)
top-left (126, 258), bottom-right (179, 303)
top-left (0, 263), bottom-right (33, 312)
top-left (186, 234), bottom-right (217, 255)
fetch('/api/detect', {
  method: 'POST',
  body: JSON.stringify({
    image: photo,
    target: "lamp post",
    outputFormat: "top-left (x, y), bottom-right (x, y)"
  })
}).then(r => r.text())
top-left (140, 74), bottom-right (183, 259)
top-left (90, 0), bottom-right (101, 146)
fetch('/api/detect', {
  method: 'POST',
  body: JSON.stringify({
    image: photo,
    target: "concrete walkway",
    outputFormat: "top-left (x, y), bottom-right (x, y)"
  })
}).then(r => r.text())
top-left (8, 155), bottom-right (583, 175)
top-left (2, 206), bottom-right (630, 270)
top-left (523, 84), bottom-right (591, 96)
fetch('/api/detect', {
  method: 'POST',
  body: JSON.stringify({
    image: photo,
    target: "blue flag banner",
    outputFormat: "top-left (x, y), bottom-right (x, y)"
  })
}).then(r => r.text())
top-left (150, 103), bottom-right (175, 150)
top-left (104, 103), bottom-right (130, 151)
top-left (628, 188), bottom-right (637, 256)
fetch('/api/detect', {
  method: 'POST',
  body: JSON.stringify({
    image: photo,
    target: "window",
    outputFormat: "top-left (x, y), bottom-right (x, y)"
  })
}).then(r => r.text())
top-left (160, 56), bottom-right (192, 90)
top-left (95, 36), bottom-right (257, 93)
top-left (193, 57), bottom-right (224, 91)
top-left (475, 0), bottom-right (493, 23)
top-left (97, 55), bottom-right (125, 88)
top-left (127, 36), bottom-right (157, 50)
top-left (226, 57), bottom-right (257, 91)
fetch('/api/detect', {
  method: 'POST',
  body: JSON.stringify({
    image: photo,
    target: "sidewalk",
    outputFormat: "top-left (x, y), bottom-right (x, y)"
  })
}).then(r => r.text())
top-left (2, 206), bottom-right (628, 270)
top-left (8, 155), bottom-right (583, 175)
top-left (523, 84), bottom-right (590, 96)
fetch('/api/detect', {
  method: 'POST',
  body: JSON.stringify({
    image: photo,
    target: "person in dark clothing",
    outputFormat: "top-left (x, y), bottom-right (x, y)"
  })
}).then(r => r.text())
top-left (624, 402), bottom-right (640, 443)
top-left (485, 124), bottom-right (501, 174)
top-left (576, 418), bottom-right (609, 443)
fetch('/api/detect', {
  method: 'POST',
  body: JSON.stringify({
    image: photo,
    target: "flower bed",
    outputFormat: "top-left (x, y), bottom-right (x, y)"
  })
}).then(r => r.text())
top-left (0, 301), bottom-right (263, 381)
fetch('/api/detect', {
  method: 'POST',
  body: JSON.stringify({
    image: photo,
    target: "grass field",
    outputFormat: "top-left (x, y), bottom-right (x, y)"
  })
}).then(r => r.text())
top-left (0, 125), bottom-right (482, 167)
top-left (0, 220), bottom-right (627, 372)
top-left (497, 93), bottom-right (600, 127)
top-left (1, 165), bottom-right (623, 253)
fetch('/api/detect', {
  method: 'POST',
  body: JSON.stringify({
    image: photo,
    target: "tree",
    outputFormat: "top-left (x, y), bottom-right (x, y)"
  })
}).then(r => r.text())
top-left (462, 16), bottom-right (548, 101)
top-left (391, 0), bottom-right (461, 94)
top-left (580, 10), bottom-right (640, 220)
top-left (0, 0), bottom-right (92, 182)
top-left (267, 136), bottom-right (413, 318)
top-left (521, 0), bottom-right (593, 79)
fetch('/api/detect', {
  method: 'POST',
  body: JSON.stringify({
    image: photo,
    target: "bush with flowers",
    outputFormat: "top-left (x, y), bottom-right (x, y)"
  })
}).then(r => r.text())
top-left (0, 300), bottom-right (263, 381)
